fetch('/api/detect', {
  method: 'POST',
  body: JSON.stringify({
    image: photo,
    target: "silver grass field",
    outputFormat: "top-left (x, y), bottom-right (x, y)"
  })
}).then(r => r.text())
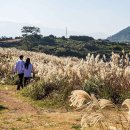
top-left (1, 48), bottom-right (130, 130)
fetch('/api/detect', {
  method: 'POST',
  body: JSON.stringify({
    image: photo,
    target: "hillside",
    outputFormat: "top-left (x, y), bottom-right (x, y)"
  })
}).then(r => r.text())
top-left (1, 48), bottom-right (130, 129)
top-left (107, 26), bottom-right (130, 42)
top-left (0, 35), bottom-right (130, 59)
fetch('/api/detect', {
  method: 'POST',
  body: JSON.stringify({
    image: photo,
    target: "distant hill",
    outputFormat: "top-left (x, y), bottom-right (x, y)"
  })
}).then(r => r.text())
top-left (107, 26), bottom-right (130, 42)
top-left (1, 35), bottom-right (130, 59)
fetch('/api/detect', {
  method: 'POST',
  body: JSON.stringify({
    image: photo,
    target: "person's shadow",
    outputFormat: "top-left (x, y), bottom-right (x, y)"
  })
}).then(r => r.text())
top-left (0, 104), bottom-right (8, 111)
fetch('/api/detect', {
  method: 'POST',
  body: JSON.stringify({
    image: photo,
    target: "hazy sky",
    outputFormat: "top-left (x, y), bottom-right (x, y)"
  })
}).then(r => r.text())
top-left (0, 0), bottom-right (130, 38)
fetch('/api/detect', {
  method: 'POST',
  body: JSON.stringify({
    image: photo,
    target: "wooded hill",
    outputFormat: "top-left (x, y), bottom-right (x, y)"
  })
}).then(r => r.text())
top-left (0, 35), bottom-right (130, 59)
top-left (0, 26), bottom-right (130, 58)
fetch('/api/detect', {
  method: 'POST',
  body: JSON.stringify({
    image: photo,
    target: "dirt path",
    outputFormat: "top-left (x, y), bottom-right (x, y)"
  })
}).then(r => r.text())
top-left (0, 86), bottom-right (81, 130)
top-left (0, 89), bottom-right (38, 115)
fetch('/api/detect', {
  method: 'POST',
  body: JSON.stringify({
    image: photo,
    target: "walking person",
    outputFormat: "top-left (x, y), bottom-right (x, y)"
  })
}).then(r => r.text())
top-left (14, 55), bottom-right (24, 90)
top-left (24, 58), bottom-right (33, 86)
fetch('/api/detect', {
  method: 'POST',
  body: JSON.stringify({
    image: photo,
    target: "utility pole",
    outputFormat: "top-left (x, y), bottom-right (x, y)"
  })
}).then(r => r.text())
top-left (66, 27), bottom-right (68, 38)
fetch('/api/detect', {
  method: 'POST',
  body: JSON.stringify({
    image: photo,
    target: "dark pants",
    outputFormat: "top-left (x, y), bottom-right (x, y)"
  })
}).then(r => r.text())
top-left (24, 77), bottom-right (31, 87)
top-left (17, 73), bottom-right (24, 90)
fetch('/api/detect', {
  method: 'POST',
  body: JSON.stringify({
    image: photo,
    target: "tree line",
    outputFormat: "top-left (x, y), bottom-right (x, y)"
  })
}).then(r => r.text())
top-left (1, 26), bottom-right (129, 59)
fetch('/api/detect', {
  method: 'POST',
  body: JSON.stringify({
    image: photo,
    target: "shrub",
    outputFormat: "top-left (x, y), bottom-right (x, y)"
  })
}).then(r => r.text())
top-left (4, 74), bottom-right (19, 85)
top-left (21, 77), bottom-right (74, 108)
top-left (21, 80), bottom-right (46, 100)
top-left (84, 77), bottom-right (130, 104)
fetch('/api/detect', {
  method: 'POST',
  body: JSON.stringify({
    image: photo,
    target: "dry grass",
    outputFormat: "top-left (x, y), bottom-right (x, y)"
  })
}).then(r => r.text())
top-left (69, 90), bottom-right (130, 130)
top-left (0, 47), bottom-right (129, 88)
top-left (1, 48), bottom-right (130, 129)
top-left (0, 85), bottom-right (81, 130)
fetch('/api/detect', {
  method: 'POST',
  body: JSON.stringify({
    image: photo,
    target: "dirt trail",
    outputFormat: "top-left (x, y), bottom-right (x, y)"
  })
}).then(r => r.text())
top-left (0, 89), bottom-right (38, 115)
top-left (0, 86), bottom-right (81, 130)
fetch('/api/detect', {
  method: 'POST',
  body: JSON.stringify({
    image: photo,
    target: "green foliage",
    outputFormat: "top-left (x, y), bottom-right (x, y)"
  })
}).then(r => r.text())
top-left (69, 35), bottom-right (94, 42)
top-left (21, 78), bottom-right (73, 108)
top-left (21, 26), bottom-right (40, 36)
top-left (84, 77), bottom-right (130, 104)
top-left (71, 124), bottom-right (81, 130)
top-left (20, 37), bottom-right (130, 58)
top-left (2, 32), bottom-right (130, 58)
top-left (21, 80), bottom-right (46, 100)
top-left (42, 36), bottom-right (55, 44)
top-left (4, 74), bottom-right (19, 85)
top-left (0, 36), bottom-right (13, 41)
top-left (21, 34), bottom-right (42, 50)
top-left (20, 26), bottom-right (42, 50)
top-left (1, 26), bottom-right (130, 58)
top-left (84, 78), bottom-right (108, 99)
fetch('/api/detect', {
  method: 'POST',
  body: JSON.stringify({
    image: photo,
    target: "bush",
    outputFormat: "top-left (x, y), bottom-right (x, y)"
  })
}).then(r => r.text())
top-left (69, 36), bottom-right (94, 42)
top-left (84, 77), bottom-right (130, 104)
top-left (4, 74), bottom-right (19, 85)
top-left (21, 80), bottom-right (46, 100)
top-left (84, 78), bottom-right (108, 99)
top-left (21, 78), bottom-right (74, 108)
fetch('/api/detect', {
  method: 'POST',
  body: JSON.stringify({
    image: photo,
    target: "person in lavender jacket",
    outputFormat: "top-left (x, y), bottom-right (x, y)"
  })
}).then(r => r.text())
top-left (24, 58), bottom-right (33, 86)
top-left (14, 55), bottom-right (24, 90)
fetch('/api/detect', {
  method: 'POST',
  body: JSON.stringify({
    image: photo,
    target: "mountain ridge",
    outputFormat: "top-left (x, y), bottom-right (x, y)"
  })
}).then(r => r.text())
top-left (107, 26), bottom-right (130, 42)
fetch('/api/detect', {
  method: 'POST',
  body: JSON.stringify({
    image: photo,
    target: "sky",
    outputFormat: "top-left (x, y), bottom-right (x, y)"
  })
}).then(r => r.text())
top-left (0, 0), bottom-right (130, 39)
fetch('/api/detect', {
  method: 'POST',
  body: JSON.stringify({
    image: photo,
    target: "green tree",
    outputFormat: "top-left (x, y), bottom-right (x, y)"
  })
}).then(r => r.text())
top-left (21, 26), bottom-right (40, 36)
top-left (21, 26), bottom-right (41, 50)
